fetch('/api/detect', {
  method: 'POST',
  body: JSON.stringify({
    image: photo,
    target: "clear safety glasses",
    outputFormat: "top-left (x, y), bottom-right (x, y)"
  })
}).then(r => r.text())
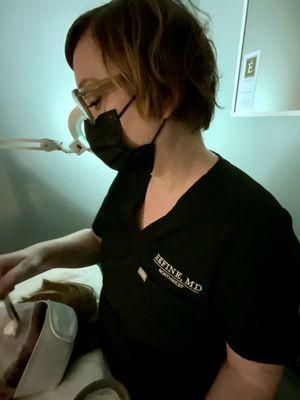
top-left (72, 74), bottom-right (126, 124)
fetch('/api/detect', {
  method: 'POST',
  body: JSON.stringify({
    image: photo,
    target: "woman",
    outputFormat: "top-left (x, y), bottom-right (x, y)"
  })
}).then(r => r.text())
top-left (0, 280), bottom-right (129, 400)
top-left (0, 1), bottom-right (299, 399)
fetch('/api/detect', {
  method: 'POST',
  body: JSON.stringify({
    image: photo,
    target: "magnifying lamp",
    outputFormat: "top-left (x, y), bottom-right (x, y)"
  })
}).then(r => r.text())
top-left (0, 107), bottom-right (91, 156)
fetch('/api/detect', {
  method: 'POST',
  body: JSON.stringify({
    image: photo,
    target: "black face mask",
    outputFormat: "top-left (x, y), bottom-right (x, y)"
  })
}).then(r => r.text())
top-left (83, 96), bottom-right (166, 174)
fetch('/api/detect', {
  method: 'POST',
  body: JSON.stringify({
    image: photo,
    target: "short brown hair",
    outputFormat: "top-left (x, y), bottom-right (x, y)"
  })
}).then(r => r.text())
top-left (65, 0), bottom-right (222, 133)
top-left (20, 279), bottom-right (98, 322)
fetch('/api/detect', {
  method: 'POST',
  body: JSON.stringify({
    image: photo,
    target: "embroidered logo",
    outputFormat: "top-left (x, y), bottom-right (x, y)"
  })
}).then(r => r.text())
top-left (153, 253), bottom-right (203, 293)
top-left (137, 266), bottom-right (147, 282)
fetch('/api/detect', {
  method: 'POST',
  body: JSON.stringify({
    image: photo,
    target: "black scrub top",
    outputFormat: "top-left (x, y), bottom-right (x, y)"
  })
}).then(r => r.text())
top-left (92, 151), bottom-right (300, 400)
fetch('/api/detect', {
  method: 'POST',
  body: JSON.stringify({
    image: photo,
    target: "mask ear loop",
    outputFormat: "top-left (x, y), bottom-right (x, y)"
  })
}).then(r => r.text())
top-left (119, 96), bottom-right (136, 118)
top-left (118, 95), bottom-right (166, 145)
top-left (151, 118), bottom-right (167, 144)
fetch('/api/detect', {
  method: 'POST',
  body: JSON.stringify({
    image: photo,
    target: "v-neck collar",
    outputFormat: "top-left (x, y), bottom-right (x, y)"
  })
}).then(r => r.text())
top-left (131, 151), bottom-right (224, 235)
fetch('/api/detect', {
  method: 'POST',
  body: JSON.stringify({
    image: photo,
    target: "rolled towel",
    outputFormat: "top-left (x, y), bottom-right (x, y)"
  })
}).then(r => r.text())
top-left (74, 379), bottom-right (130, 400)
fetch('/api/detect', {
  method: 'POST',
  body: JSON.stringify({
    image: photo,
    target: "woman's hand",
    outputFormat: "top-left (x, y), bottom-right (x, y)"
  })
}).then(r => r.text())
top-left (0, 228), bottom-right (102, 299)
top-left (0, 244), bottom-right (48, 299)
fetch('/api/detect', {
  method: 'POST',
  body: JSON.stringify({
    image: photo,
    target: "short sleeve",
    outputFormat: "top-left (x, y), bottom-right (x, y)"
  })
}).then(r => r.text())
top-left (91, 172), bottom-right (121, 238)
top-left (92, 207), bottom-right (105, 238)
top-left (213, 207), bottom-right (300, 365)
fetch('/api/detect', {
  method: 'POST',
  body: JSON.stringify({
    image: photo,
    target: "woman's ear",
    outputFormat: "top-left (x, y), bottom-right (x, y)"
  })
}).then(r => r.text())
top-left (162, 99), bottom-right (173, 119)
top-left (162, 106), bottom-right (172, 119)
top-left (162, 88), bottom-right (180, 119)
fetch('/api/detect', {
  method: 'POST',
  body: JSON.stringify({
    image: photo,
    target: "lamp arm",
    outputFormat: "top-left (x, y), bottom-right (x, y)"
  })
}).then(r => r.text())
top-left (0, 107), bottom-right (91, 156)
top-left (0, 137), bottom-right (74, 153)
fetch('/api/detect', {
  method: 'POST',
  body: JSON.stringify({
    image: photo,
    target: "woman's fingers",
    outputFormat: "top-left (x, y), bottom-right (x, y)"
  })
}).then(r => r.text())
top-left (0, 252), bottom-right (23, 275)
top-left (0, 257), bottom-right (32, 299)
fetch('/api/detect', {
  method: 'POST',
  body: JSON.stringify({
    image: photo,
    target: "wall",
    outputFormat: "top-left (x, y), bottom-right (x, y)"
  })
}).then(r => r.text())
top-left (198, 0), bottom-right (300, 239)
top-left (0, 0), bottom-right (299, 256)
top-left (241, 0), bottom-right (300, 112)
top-left (0, 0), bottom-right (112, 253)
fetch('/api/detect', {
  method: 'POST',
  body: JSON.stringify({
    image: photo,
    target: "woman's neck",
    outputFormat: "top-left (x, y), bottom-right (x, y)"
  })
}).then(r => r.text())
top-left (151, 121), bottom-right (217, 189)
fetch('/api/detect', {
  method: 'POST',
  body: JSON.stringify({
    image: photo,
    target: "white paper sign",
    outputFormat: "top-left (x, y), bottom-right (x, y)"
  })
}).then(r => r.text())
top-left (236, 50), bottom-right (261, 111)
